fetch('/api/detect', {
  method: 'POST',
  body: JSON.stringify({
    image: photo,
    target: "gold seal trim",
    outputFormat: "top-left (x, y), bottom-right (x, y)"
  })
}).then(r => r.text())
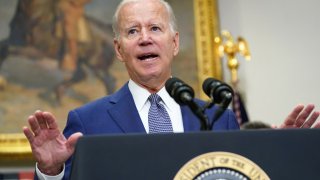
top-left (174, 151), bottom-right (270, 180)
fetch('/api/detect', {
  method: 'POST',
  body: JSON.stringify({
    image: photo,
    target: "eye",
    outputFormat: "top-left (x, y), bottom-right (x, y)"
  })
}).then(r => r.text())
top-left (151, 26), bottom-right (161, 32)
top-left (128, 28), bottom-right (138, 35)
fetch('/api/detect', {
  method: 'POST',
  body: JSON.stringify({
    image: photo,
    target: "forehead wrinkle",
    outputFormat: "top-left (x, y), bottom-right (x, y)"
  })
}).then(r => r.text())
top-left (118, 1), bottom-right (170, 31)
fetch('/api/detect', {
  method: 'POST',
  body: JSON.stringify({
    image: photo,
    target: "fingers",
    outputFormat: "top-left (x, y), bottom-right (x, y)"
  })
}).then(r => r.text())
top-left (35, 110), bottom-right (48, 129)
top-left (281, 104), bottom-right (319, 129)
top-left (26, 110), bottom-right (59, 136)
top-left (295, 104), bottom-right (315, 127)
top-left (301, 111), bottom-right (320, 128)
top-left (28, 114), bottom-right (41, 136)
top-left (23, 126), bottom-right (34, 143)
top-left (312, 121), bottom-right (320, 128)
top-left (282, 104), bottom-right (304, 127)
top-left (67, 132), bottom-right (83, 153)
top-left (42, 111), bottom-right (58, 130)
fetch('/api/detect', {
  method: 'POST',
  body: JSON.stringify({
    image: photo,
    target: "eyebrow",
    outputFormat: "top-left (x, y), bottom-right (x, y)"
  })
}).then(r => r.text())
top-left (149, 23), bottom-right (163, 27)
top-left (123, 24), bottom-right (139, 32)
top-left (122, 21), bottom-right (165, 32)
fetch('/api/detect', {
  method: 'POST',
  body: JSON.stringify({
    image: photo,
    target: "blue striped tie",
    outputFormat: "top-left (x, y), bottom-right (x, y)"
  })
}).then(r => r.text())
top-left (148, 94), bottom-right (173, 133)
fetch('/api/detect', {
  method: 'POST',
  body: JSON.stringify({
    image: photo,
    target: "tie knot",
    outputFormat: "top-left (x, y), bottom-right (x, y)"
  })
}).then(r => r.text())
top-left (148, 93), bottom-right (161, 104)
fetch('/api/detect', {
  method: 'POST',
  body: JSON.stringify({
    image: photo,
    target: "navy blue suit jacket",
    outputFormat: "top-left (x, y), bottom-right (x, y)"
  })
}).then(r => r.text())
top-left (53, 83), bottom-right (239, 179)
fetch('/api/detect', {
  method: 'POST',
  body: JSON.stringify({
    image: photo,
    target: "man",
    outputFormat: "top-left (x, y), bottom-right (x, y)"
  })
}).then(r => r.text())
top-left (23, 0), bottom-right (320, 179)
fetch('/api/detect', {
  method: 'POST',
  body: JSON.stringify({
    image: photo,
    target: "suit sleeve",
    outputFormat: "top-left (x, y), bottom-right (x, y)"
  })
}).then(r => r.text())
top-left (226, 109), bottom-right (240, 129)
top-left (62, 110), bottom-right (86, 180)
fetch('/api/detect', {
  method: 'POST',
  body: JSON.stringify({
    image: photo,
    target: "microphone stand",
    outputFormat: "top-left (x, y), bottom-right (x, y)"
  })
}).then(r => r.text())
top-left (209, 92), bottom-right (233, 130)
top-left (183, 94), bottom-right (210, 130)
top-left (188, 101), bottom-right (210, 131)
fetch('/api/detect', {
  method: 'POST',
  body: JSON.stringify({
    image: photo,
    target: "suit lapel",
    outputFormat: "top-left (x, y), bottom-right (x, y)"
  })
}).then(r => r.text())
top-left (181, 105), bottom-right (201, 132)
top-left (107, 83), bottom-right (146, 133)
top-left (106, 83), bottom-right (202, 133)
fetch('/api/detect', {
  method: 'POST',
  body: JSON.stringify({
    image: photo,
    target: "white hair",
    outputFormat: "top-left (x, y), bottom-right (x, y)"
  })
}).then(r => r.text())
top-left (112, 0), bottom-right (178, 39)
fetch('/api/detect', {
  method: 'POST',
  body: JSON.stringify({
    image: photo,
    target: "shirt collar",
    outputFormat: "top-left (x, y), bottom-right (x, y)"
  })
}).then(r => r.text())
top-left (157, 85), bottom-right (177, 112)
top-left (128, 79), bottom-right (178, 112)
top-left (128, 80), bottom-right (150, 112)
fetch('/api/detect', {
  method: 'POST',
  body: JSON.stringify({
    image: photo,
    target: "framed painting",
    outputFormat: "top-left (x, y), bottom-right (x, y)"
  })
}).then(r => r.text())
top-left (0, 0), bottom-right (221, 163)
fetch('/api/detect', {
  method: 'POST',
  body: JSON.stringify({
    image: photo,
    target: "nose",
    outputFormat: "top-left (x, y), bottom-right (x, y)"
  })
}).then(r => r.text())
top-left (139, 29), bottom-right (152, 46)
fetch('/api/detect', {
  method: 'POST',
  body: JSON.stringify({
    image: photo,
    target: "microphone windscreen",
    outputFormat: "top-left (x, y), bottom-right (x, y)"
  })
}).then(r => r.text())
top-left (165, 77), bottom-right (180, 96)
top-left (202, 77), bottom-right (217, 97)
top-left (202, 77), bottom-right (234, 104)
top-left (165, 77), bottom-right (195, 105)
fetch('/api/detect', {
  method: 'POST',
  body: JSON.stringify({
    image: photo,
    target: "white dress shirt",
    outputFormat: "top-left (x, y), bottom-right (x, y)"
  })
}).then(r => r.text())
top-left (36, 163), bottom-right (65, 180)
top-left (128, 79), bottom-right (184, 133)
top-left (36, 79), bottom-right (184, 179)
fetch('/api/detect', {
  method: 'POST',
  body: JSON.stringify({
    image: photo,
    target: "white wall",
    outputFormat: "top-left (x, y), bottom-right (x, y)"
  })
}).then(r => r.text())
top-left (218, 0), bottom-right (320, 125)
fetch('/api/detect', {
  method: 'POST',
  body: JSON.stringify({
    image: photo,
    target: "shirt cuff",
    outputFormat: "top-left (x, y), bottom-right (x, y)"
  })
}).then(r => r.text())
top-left (35, 163), bottom-right (65, 180)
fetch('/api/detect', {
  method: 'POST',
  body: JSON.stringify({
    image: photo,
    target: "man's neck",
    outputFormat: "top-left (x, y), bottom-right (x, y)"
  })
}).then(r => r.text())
top-left (131, 78), bottom-right (168, 93)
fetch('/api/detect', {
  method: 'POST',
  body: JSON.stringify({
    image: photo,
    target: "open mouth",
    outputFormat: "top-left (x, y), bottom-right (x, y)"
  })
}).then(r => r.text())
top-left (137, 53), bottom-right (159, 61)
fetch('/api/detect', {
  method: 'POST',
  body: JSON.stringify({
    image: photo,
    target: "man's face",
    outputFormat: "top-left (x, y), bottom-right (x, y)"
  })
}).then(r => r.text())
top-left (114, 0), bottom-right (179, 91)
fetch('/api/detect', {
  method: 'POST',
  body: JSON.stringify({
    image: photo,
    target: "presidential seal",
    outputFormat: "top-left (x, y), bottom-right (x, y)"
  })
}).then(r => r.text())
top-left (174, 152), bottom-right (270, 180)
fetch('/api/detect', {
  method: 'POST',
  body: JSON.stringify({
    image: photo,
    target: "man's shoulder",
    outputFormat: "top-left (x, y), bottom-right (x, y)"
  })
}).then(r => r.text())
top-left (72, 83), bottom-right (130, 111)
top-left (76, 96), bottom-right (111, 111)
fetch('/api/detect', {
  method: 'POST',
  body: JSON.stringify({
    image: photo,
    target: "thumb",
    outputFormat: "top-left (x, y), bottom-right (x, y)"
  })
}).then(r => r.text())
top-left (66, 132), bottom-right (83, 152)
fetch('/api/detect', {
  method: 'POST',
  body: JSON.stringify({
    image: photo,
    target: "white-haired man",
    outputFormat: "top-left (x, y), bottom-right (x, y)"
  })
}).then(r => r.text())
top-left (23, 0), bottom-right (320, 179)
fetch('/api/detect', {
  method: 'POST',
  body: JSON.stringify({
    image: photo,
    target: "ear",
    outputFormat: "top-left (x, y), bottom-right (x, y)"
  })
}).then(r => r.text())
top-left (114, 38), bottom-right (124, 62)
top-left (172, 32), bottom-right (180, 56)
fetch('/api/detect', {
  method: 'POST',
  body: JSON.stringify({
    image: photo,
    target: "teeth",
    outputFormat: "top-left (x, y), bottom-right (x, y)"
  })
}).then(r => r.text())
top-left (145, 57), bottom-right (155, 61)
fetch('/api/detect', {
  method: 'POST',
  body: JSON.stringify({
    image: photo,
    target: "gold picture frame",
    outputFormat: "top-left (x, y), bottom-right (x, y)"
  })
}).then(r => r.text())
top-left (0, 134), bottom-right (34, 166)
top-left (0, 0), bottom-right (221, 164)
top-left (194, 0), bottom-right (222, 99)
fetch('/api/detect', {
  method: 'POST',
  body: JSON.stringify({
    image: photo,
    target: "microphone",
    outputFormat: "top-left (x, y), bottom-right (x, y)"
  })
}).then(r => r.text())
top-left (202, 78), bottom-right (234, 129)
top-left (202, 77), bottom-right (233, 106)
top-left (165, 77), bottom-right (209, 130)
top-left (165, 77), bottom-right (194, 105)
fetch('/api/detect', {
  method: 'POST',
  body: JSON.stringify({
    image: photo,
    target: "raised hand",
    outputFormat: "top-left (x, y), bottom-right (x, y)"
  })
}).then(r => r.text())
top-left (23, 110), bottom-right (82, 175)
top-left (280, 104), bottom-right (320, 129)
